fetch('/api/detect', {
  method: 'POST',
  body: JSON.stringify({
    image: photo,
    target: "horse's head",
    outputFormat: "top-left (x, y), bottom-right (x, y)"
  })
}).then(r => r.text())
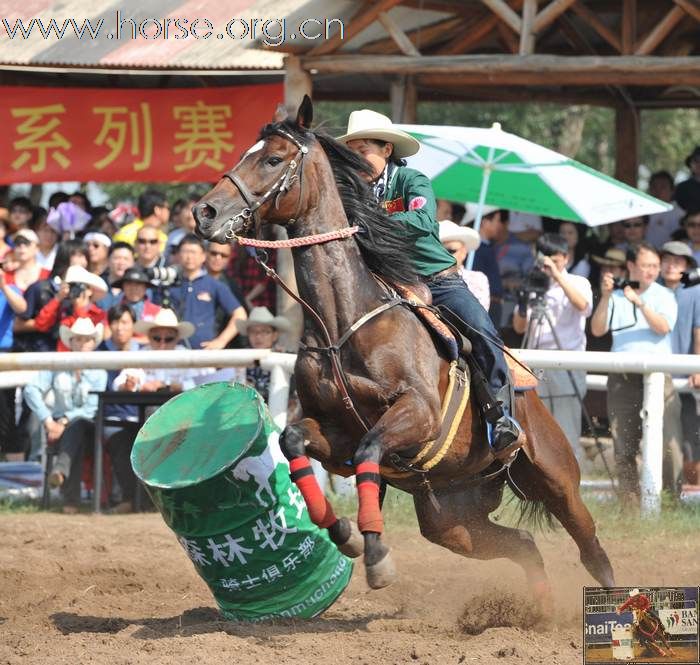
top-left (193, 96), bottom-right (314, 243)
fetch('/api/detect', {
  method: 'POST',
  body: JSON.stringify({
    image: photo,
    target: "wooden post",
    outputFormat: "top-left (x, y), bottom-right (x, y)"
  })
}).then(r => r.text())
top-left (614, 104), bottom-right (640, 186)
top-left (519, 0), bottom-right (537, 54)
top-left (390, 76), bottom-right (417, 123)
top-left (278, 56), bottom-right (312, 349)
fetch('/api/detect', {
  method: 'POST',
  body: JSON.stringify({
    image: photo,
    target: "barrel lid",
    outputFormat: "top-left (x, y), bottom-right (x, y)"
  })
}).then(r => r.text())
top-left (131, 382), bottom-right (265, 489)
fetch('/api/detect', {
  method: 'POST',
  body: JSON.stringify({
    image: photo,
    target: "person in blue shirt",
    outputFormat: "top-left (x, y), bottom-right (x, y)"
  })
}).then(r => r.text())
top-left (159, 234), bottom-right (247, 349)
top-left (0, 265), bottom-right (27, 461)
top-left (591, 242), bottom-right (682, 503)
top-left (23, 318), bottom-right (107, 513)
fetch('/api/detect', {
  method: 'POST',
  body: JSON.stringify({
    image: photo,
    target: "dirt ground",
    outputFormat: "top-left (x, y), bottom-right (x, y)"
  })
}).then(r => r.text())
top-left (1, 512), bottom-right (698, 665)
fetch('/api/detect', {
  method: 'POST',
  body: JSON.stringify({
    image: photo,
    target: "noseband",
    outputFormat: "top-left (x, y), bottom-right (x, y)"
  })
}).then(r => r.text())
top-left (221, 127), bottom-right (308, 240)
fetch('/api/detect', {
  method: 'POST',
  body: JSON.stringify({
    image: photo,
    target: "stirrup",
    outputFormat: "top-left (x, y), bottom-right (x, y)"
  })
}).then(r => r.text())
top-left (487, 416), bottom-right (526, 461)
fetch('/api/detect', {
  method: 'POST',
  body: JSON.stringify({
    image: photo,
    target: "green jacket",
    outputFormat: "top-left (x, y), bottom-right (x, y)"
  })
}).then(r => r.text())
top-left (382, 166), bottom-right (456, 277)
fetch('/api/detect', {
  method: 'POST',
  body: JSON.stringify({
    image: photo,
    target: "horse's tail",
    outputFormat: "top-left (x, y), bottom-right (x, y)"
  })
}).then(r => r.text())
top-left (507, 480), bottom-right (557, 531)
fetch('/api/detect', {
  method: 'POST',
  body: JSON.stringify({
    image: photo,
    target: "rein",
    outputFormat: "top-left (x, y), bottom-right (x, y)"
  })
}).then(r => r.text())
top-left (253, 249), bottom-right (403, 434)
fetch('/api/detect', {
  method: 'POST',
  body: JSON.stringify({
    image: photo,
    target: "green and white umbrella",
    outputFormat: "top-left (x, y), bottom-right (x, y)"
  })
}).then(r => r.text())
top-left (397, 122), bottom-right (670, 267)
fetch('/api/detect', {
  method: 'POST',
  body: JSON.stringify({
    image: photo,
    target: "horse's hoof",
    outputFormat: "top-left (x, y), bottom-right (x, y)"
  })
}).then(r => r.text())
top-left (337, 520), bottom-right (364, 558)
top-left (365, 550), bottom-right (396, 589)
top-left (328, 517), bottom-right (363, 558)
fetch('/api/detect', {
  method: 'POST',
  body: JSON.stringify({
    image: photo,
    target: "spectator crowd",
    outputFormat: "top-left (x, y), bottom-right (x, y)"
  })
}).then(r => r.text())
top-left (1, 143), bottom-right (699, 511)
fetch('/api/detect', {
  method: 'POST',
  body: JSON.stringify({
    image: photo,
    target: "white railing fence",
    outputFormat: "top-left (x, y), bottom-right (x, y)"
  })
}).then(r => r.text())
top-left (2, 349), bottom-right (699, 516)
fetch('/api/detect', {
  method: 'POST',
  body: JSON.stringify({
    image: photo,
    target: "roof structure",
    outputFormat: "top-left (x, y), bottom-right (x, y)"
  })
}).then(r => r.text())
top-left (267, 0), bottom-right (700, 109)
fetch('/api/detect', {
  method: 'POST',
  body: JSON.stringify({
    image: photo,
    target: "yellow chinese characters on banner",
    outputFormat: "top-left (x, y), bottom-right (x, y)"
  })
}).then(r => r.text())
top-left (0, 84), bottom-right (283, 184)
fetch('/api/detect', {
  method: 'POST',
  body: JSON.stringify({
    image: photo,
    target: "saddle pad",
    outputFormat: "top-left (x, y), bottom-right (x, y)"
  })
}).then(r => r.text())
top-left (505, 348), bottom-right (538, 391)
top-left (393, 284), bottom-right (459, 361)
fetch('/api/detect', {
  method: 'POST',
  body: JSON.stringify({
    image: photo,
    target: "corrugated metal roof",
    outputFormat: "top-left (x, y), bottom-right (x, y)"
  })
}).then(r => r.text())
top-left (0, 0), bottom-right (314, 70)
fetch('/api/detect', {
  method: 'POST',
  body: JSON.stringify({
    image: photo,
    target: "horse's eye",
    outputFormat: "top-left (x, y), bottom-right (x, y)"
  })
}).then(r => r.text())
top-left (266, 156), bottom-right (283, 167)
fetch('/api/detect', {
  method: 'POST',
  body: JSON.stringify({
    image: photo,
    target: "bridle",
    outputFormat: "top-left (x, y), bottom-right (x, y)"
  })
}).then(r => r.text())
top-left (220, 126), bottom-right (406, 435)
top-left (221, 126), bottom-right (308, 241)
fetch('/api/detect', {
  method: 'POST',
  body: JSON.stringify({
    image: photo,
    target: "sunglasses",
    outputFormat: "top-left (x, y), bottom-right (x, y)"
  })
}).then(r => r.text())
top-left (137, 238), bottom-right (159, 245)
top-left (622, 222), bottom-right (644, 229)
top-left (208, 250), bottom-right (231, 259)
top-left (445, 247), bottom-right (459, 255)
top-left (150, 334), bottom-right (176, 343)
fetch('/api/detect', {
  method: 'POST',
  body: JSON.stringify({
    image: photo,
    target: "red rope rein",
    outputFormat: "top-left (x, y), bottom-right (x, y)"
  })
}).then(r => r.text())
top-left (236, 226), bottom-right (360, 249)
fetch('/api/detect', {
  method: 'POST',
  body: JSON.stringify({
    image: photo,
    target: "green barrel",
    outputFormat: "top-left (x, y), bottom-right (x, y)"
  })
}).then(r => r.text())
top-left (131, 382), bottom-right (352, 622)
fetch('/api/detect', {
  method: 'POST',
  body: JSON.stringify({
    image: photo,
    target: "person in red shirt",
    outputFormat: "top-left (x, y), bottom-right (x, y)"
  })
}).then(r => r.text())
top-left (34, 265), bottom-right (108, 351)
top-left (617, 588), bottom-right (661, 625)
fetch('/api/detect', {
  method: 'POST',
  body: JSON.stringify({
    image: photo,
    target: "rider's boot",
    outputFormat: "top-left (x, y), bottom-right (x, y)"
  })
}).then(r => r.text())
top-left (488, 383), bottom-right (526, 458)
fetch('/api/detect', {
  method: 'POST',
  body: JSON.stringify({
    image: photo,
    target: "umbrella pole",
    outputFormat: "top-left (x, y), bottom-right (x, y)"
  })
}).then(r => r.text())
top-left (465, 153), bottom-right (494, 272)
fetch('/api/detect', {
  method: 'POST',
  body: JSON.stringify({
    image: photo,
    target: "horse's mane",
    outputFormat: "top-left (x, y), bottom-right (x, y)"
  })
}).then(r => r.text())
top-left (259, 120), bottom-right (421, 285)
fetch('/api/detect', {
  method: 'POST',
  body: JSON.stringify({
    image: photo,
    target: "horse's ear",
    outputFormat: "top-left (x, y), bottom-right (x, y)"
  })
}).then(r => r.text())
top-left (296, 95), bottom-right (313, 129)
top-left (273, 103), bottom-right (288, 123)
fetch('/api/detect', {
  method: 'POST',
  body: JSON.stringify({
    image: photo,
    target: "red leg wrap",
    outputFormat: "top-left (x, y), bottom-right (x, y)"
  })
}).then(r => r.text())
top-left (289, 457), bottom-right (337, 529)
top-left (356, 461), bottom-right (383, 534)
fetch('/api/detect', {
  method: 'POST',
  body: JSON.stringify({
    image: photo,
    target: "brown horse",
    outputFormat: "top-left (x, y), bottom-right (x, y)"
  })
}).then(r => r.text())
top-left (193, 97), bottom-right (614, 610)
top-left (632, 609), bottom-right (675, 657)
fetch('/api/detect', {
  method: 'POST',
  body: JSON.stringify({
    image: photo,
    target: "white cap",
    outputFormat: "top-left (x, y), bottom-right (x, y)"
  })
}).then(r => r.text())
top-left (461, 203), bottom-right (501, 225)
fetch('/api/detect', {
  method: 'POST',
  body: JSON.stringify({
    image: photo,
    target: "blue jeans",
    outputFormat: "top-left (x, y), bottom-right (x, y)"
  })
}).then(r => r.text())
top-left (427, 274), bottom-right (510, 397)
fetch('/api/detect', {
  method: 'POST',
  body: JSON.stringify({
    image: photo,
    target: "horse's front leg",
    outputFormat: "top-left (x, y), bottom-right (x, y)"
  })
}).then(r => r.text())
top-left (353, 387), bottom-right (441, 589)
top-left (279, 417), bottom-right (363, 558)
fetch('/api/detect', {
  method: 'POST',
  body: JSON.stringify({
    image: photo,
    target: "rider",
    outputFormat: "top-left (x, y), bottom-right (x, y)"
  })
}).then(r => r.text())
top-left (617, 588), bottom-right (662, 625)
top-left (337, 109), bottom-right (523, 455)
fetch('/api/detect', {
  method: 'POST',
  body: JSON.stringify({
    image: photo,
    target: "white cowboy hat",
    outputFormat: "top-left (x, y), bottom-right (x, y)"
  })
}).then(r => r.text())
top-left (629, 588), bottom-right (640, 597)
top-left (133, 308), bottom-right (195, 341)
top-left (59, 317), bottom-right (104, 348)
top-left (461, 203), bottom-right (501, 225)
top-left (64, 265), bottom-right (108, 299)
top-left (336, 109), bottom-right (420, 158)
top-left (438, 220), bottom-right (481, 252)
top-left (237, 307), bottom-right (291, 334)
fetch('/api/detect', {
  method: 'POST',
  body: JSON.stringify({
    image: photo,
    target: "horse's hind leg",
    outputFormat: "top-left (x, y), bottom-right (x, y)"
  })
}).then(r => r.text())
top-left (514, 392), bottom-right (615, 587)
top-left (413, 484), bottom-right (554, 615)
top-left (279, 419), bottom-right (363, 558)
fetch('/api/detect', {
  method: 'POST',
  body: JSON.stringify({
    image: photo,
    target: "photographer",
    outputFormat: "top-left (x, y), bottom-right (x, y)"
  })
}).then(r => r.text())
top-left (512, 233), bottom-right (592, 462)
top-left (591, 242), bottom-right (682, 504)
top-left (34, 265), bottom-right (108, 351)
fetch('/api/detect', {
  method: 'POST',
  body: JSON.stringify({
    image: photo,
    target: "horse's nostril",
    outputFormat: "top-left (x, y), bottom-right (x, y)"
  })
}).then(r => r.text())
top-left (196, 202), bottom-right (218, 221)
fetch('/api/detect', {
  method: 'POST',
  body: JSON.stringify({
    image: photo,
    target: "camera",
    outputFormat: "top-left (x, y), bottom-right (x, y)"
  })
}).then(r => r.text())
top-left (146, 266), bottom-right (180, 286)
top-left (68, 282), bottom-right (87, 300)
top-left (612, 277), bottom-right (640, 290)
top-left (681, 268), bottom-right (700, 289)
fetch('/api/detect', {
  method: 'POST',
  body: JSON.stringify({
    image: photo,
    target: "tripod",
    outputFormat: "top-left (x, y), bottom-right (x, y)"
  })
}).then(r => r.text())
top-left (522, 295), bottom-right (618, 492)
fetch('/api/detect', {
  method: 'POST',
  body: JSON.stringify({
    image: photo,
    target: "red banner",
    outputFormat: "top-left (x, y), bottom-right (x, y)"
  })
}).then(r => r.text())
top-left (0, 83), bottom-right (283, 184)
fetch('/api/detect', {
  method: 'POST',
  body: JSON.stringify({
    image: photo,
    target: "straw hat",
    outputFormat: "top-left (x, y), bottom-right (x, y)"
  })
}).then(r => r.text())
top-left (591, 248), bottom-right (626, 267)
top-left (461, 203), bottom-right (501, 225)
top-left (629, 588), bottom-right (640, 598)
top-left (59, 317), bottom-right (104, 348)
top-left (64, 265), bottom-right (108, 299)
top-left (133, 308), bottom-right (195, 341)
top-left (438, 220), bottom-right (481, 252)
top-left (237, 307), bottom-right (291, 334)
top-left (336, 110), bottom-right (420, 158)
